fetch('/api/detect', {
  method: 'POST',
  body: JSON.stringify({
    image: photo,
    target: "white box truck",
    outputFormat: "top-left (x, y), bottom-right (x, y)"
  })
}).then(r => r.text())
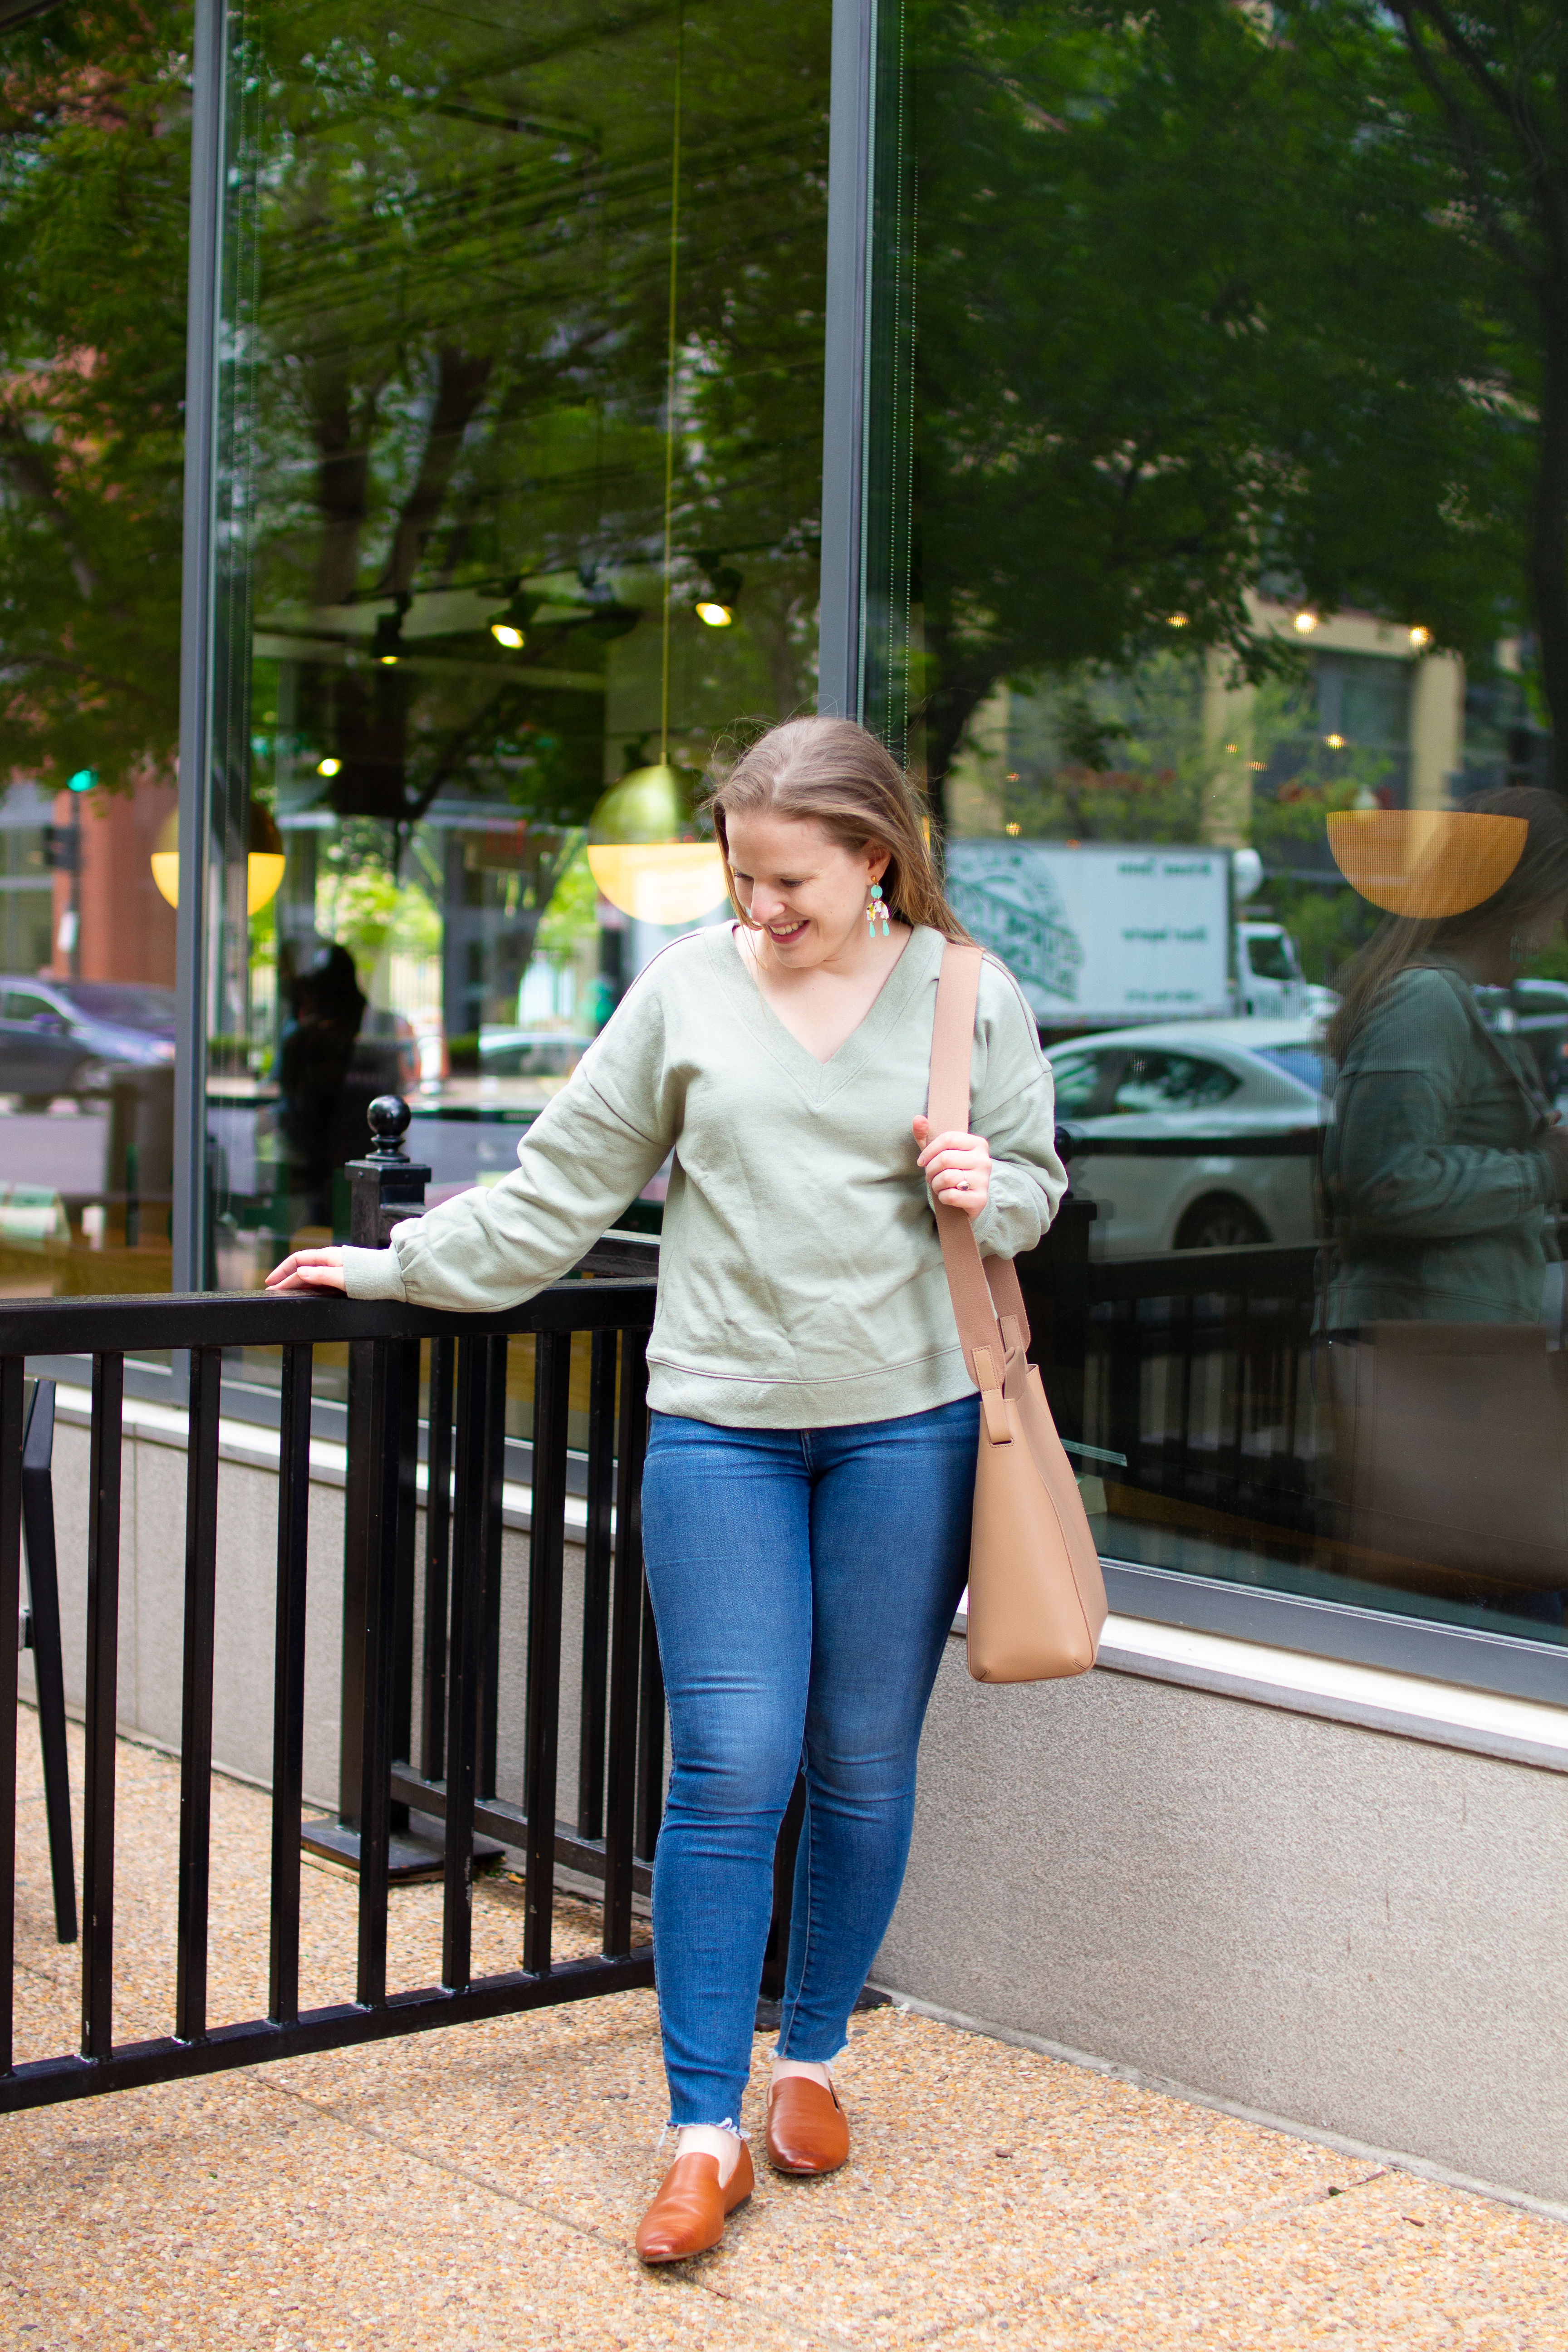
top-left (943, 838), bottom-right (1304, 1026)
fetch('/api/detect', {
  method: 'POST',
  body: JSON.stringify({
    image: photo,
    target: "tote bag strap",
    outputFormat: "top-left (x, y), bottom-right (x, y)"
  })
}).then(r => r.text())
top-left (928, 943), bottom-right (1033, 1398)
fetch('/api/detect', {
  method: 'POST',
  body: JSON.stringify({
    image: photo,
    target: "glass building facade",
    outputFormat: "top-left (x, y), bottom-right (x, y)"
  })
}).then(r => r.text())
top-left (5, 0), bottom-right (1568, 1697)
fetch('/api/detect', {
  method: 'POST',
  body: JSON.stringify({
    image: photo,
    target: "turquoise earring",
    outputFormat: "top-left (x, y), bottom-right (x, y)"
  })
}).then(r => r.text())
top-left (867, 881), bottom-right (890, 937)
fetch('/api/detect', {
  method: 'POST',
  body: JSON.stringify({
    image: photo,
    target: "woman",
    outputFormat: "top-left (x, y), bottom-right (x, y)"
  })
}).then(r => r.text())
top-left (267, 716), bottom-right (1065, 2261)
top-left (1320, 784), bottom-right (1568, 1609)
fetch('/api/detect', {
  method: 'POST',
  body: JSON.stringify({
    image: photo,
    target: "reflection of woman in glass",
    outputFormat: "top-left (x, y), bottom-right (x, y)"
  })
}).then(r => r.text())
top-left (265, 718), bottom-right (1066, 2264)
top-left (1323, 788), bottom-right (1568, 1324)
top-left (1321, 787), bottom-right (1568, 1612)
top-left (276, 943), bottom-right (367, 1227)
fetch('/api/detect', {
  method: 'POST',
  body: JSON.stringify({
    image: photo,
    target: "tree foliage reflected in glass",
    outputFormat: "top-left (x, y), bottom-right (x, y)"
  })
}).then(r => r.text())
top-left (873, 0), bottom-right (1568, 1649)
top-left (0, 1), bottom-right (190, 1299)
top-left (209, 0), bottom-right (829, 1295)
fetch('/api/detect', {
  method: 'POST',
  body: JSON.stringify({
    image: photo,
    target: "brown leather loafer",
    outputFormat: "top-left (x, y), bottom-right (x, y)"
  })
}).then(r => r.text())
top-left (765, 2076), bottom-right (850, 2176)
top-left (634, 2141), bottom-right (755, 2263)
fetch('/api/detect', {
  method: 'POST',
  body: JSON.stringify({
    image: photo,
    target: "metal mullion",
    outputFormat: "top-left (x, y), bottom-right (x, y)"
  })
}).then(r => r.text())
top-left (521, 1333), bottom-right (572, 1978)
top-left (0, 1358), bottom-right (24, 2074)
top-left (269, 1343), bottom-right (311, 2028)
top-left (175, 1348), bottom-right (223, 2043)
top-left (420, 1337), bottom-right (454, 1780)
top-left (355, 1341), bottom-right (402, 2009)
top-left (172, 0), bottom-right (230, 1294)
top-left (81, 1354), bottom-right (123, 2061)
top-left (577, 1330), bottom-right (617, 1841)
top-left (818, 0), bottom-right (877, 718)
top-left (602, 1329), bottom-right (649, 1959)
top-left (441, 1339), bottom-right (488, 1994)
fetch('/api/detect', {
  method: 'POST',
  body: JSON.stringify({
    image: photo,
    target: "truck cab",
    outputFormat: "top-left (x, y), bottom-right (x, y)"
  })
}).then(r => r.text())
top-left (1235, 921), bottom-right (1307, 1019)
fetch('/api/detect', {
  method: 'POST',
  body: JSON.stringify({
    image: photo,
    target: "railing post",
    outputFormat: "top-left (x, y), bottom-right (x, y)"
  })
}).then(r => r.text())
top-left (302, 1095), bottom-right (441, 1879)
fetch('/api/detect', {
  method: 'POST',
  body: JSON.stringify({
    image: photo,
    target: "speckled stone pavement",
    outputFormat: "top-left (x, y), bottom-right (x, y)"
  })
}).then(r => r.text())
top-left (4, 1714), bottom-right (1567, 2350)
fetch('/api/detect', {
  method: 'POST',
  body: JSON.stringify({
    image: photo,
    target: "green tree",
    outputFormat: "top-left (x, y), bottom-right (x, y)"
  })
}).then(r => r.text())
top-left (0, 5), bottom-right (191, 795)
top-left (1365, 1), bottom-right (1568, 792)
top-left (901, 0), bottom-right (1525, 826)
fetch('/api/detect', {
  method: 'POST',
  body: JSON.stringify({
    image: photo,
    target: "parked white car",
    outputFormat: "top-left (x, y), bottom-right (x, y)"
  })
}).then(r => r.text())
top-left (1047, 1018), bottom-right (1330, 1257)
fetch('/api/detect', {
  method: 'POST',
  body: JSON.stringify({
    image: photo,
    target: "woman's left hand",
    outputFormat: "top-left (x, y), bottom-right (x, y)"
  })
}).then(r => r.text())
top-left (912, 1115), bottom-right (991, 1220)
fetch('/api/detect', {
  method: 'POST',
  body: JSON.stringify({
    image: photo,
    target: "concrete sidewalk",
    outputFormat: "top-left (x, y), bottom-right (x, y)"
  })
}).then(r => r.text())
top-left (4, 1717), bottom-right (1566, 2350)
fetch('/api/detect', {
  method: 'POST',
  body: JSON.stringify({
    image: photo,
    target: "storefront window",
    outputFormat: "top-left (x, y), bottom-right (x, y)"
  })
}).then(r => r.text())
top-left (195, 0), bottom-right (828, 1416)
top-left (869, 0), bottom-right (1568, 1651)
top-left (0, 2), bottom-right (190, 1297)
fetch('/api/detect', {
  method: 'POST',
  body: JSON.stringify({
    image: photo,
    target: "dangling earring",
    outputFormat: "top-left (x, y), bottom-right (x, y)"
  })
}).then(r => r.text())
top-left (867, 881), bottom-right (890, 937)
top-left (1509, 926), bottom-right (1529, 967)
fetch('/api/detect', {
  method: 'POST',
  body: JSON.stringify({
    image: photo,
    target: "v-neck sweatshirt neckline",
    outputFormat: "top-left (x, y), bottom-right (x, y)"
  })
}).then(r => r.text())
top-left (710, 919), bottom-right (936, 1108)
top-left (341, 922), bottom-right (1068, 1429)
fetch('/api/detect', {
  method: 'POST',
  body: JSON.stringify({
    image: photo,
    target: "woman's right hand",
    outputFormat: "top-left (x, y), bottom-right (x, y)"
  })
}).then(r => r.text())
top-left (265, 1246), bottom-right (348, 1293)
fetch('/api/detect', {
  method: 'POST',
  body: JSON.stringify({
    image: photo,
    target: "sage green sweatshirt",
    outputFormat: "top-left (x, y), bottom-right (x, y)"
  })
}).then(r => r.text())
top-left (343, 922), bottom-right (1067, 1428)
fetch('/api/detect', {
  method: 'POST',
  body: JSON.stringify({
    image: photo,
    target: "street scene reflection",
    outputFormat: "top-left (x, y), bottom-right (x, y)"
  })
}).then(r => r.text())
top-left (875, 0), bottom-right (1568, 1646)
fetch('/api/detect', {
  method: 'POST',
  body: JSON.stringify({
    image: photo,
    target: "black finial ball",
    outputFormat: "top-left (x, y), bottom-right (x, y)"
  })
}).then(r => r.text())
top-left (367, 1094), bottom-right (412, 1158)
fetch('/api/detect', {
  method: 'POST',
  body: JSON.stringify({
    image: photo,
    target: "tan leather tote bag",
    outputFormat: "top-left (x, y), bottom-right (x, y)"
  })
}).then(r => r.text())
top-left (929, 942), bottom-right (1107, 1681)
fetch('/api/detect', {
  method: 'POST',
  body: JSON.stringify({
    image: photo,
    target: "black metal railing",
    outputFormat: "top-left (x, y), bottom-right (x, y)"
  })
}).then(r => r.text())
top-left (0, 1112), bottom-right (1327, 2114)
top-left (0, 1271), bottom-right (662, 2112)
top-left (1084, 1242), bottom-right (1319, 1537)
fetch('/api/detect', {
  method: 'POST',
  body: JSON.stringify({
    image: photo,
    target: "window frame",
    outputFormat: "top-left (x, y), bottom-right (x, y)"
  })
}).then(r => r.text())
top-left (157, 0), bottom-right (1568, 1711)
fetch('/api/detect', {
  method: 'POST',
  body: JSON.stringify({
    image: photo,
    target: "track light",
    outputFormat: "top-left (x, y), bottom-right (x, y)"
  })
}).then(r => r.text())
top-left (373, 593), bottom-right (411, 665)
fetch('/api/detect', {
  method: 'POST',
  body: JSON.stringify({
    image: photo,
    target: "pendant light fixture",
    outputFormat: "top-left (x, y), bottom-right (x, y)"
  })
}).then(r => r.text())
top-left (489, 581), bottom-right (535, 650)
top-left (152, 800), bottom-right (286, 915)
top-left (584, 5), bottom-right (725, 928)
top-left (693, 553), bottom-right (742, 628)
top-left (372, 591), bottom-right (411, 666)
top-left (1326, 808), bottom-right (1526, 919)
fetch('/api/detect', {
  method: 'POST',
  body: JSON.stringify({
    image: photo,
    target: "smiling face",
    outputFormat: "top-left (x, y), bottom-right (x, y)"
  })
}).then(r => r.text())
top-left (723, 808), bottom-right (891, 968)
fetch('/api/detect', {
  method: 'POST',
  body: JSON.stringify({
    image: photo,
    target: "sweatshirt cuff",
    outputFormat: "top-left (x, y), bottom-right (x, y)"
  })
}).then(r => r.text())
top-left (340, 1245), bottom-right (408, 1302)
top-left (970, 1195), bottom-right (1011, 1256)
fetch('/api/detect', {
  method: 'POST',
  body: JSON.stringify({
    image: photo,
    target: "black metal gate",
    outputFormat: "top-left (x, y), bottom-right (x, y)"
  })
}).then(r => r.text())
top-left (0, 1278), bottom-right (661, 2112)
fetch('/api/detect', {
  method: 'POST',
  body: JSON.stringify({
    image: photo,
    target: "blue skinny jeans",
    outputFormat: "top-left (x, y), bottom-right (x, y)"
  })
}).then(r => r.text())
top-left (640, 1394), bottom-right (979, 2129)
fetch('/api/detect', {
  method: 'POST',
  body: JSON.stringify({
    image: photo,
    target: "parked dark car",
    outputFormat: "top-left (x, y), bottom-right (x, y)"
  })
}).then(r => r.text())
top-left (0, 976), bottom-right (176, 1108)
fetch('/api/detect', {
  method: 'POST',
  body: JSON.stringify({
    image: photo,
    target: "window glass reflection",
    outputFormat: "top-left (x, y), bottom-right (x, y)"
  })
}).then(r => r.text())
top-left (207, 0), bottom-right (830, 1417)
top-left (873, 0), bottom-right (1568, 1646)
top-left (0, 3), bottom-right (189, 1299)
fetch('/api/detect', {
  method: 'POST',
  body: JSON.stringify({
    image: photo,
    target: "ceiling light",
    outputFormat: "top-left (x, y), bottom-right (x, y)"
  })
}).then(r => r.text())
top-left (317, 756), bottom-right (341, 778)
top-left (488, 583), bottom-right (535, 649)
top-left (1294, 610), bottom-right (1318, 634)
top-left (372, 595), bottom-right (409, 666)
top-left (694, 552), bottom-right (743, 631)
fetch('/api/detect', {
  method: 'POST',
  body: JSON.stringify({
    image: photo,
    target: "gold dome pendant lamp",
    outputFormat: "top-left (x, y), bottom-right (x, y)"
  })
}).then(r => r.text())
top-left (584, 2), bottom-right (726, 932)
top-left (152, 800), bottom-right (286, 915)
top-left (1326, 808), bottom-right (1527, 919)
top-left (587, 759), bottom-right (722, 926)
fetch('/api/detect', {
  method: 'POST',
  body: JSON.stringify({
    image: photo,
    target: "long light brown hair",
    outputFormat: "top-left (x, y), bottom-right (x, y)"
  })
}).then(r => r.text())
top-left (702, 715), bottom-right (972, 941)
top-left (1327, 785), bottom-right (1568, 1062)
